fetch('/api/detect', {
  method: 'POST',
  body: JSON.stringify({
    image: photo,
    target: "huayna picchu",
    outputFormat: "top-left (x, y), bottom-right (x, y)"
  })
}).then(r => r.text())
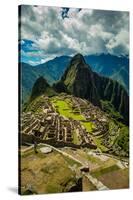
top-left (54, 54), bottom-right (129, 124)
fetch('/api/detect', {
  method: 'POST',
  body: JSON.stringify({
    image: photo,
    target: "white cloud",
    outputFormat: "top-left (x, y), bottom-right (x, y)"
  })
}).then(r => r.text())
top-left (19, 40), bottom-right (25, 45)
top-left (106, 30), bottom-right (129, 55)
top-left (19, 5), bottom-right (129, 62)
top-left (28, 60), bottom-right (39, 66)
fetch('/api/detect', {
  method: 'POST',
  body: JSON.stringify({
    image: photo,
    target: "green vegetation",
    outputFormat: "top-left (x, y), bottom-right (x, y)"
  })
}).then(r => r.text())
top-left (51, 96), bottom-right (109, 151)
top-left (103, 120), bottom-right (120, 148)
top-left (101, 100), bottom-right (123, 121)
top-left (30, 76), bottom-right (56, 101)
top-left (30, 76), bottom-right (48, 101)
top-left (81, 121), bottom-right (95, 133)
top-left (93, 137), bottom-right (108, 152)
top-left (20, 149), bottom-right (34, 158)
top-left (20, 52), bottom-right (129, 193)
top-left (24, 95), bottom-right (45, 113)
top-left (116, 126), bottom-right (129, 154)
top-left (63, 155), bottom-right (82, 167)
top-left (64, 64), bottom-right (77, 89)
top-left (87, 154), bottom-right (103, 165)
top-left (51, 97), bottom-right (95, 135)
top-left (106, 120), bottom-right (129, 156)
top-left (73, 131), bottom-right (81, 145)
top-left (91, 165), bottom-right (119, 178)
top-left (24, 94), bottom-right (129, 155)
top-left (54, 54), bottom-right (129, 124)
top-left (45, 182), bottom-right (64, 193)
top-left (94, 168), bottom-right (129, 189)
top-left (51, 98), bottom-right (84, 121)
top-left (20, 150), bottom-right (77, 194)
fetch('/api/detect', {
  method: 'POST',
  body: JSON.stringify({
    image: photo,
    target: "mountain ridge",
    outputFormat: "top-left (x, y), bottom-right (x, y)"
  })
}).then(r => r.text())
top-left (54, 54), bottom-right (129, 124)
top-left (20, 53), bottom-right (129, 103)
top-left (30, 76), bottom-right (56, 101)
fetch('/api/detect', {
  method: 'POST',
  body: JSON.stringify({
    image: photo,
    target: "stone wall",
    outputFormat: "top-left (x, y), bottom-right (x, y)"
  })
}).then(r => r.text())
top-left (21, 133), bottom-right (97, 149)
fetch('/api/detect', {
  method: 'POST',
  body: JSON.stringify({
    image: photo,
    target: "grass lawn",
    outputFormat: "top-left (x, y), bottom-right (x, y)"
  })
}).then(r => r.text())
top-left (51, 99), bottom-right (84, 121)
top-left (87, 154), bottom-right (103, 165)
top-left (81, 121), bottom-right (95, 132)
top-left (63, 155), bottom-right (82, 167)
top-left (93, 137), bottom-right (108, 152)
top-left (90, 164), bottom-right (120, 178)
top-left (20, 149), bottom-right (77, 194)
top-left (51, 97), bottom-right (95, 132)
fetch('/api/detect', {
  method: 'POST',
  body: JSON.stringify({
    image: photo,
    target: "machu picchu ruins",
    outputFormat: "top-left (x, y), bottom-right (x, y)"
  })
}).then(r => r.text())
top-left (21, 92), bottom-right (128, 156)
top-left (20, 87), bottom-right (129, 195)
top-left (21, 94), bottom-right (97, 149)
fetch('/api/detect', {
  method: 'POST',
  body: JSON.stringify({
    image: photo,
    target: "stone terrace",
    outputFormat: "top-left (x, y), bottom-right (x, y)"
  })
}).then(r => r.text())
top-left (20, 95), bottom-right (96, 149)
top-left (71, 96), bottom-right (109, 137)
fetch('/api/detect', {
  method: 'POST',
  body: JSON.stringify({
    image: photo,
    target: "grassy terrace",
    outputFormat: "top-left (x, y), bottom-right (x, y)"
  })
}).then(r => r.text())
top-left (73, 131), bottom-right (81, 145)
top-left (51, 97), bottom-right (94, 132)
top-left (90, 164), bottom-right (120, 178)
top-left (24, 95), bottom-right (45, 113)
top-left (50, 97), bottom-right (109, 151)
top-left (82, 121), bottom-right (95, 133)
top-left (51, 99), bottom-right (85, 121)
top-left (20, 146), bottom-right (81, 194)
top-left (93, 137), bottom-right (108, 152)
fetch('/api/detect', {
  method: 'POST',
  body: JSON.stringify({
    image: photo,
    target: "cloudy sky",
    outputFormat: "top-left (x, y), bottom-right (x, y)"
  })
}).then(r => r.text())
top-left (19, 5), bottom-right (129, 65)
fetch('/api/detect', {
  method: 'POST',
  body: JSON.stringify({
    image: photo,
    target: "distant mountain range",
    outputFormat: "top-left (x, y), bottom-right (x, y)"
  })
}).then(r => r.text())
top-left (84, 54), bottom-right (129, 92)
top-left (20, 53), bottom-right (129, 103)
top-left (20, 56), bottom-right (71, 102)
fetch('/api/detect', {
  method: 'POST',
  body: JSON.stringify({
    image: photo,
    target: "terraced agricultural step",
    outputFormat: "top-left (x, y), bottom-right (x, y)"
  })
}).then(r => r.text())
top-left (84, 173), bottom-right (109, 190)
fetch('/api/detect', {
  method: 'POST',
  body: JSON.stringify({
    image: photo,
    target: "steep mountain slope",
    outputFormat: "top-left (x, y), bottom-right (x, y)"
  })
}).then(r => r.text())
top-left (20, 62), bottom-right (40, 103)
top-left (84, 54), bottom-right (129, 92)
top-left (20, 54), bottom-right (129, 103)
top-left (30, 76), bottom-right (56, 101)
top-left (111, 67), bottom-right (129, 91)
top-left (54, 54), bottom-right (129, 124)
top-left (35, 56), bottom-right (71, 83)
top-left (20, 56), bottom-right (71, 102)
